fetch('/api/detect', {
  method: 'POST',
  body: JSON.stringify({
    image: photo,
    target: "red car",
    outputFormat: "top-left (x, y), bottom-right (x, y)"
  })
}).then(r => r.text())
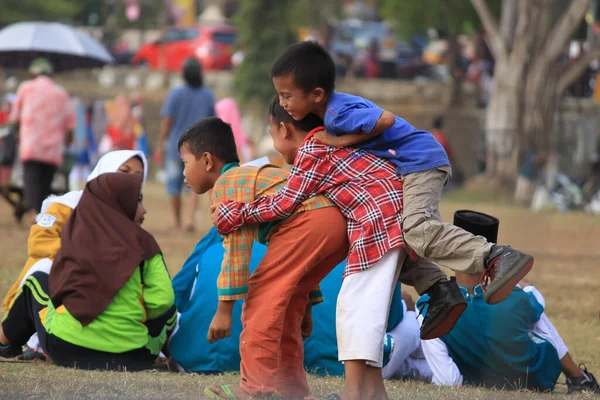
top-left (132, 25), bottom-right (236, 72)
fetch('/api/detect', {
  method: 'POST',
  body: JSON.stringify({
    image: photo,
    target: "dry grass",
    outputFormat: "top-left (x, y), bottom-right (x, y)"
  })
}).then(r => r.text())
top-left (0, 183), bottom-right (599, 399)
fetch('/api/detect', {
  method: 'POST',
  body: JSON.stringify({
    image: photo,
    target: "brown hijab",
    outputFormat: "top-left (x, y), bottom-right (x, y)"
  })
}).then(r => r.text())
top-left (49, 173), bottom-right (161, 326)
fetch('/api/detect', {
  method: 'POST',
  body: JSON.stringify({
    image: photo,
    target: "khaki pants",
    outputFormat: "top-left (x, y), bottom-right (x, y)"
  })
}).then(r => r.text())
top-left (402, 166), bottom-right (493, 275)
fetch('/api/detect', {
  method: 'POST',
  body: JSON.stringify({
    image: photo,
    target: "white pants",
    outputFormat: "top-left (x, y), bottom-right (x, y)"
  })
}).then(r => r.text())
top-left (524, 286), bottom-right (568, 359)
top-left (382, 305), bottom-right (433, 381)
top-left (336, 248), bottom-right (404, 368)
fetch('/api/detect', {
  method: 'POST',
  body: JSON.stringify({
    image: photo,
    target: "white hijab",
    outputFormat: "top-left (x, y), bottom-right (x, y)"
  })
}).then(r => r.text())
top-left (87, 150), bottom-right (148, 186)
top-left (40, 150), bottom-right (148, 213)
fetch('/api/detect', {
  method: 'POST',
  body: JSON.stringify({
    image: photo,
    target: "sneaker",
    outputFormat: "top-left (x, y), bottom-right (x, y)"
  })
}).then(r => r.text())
top-left (0, 343), bottom-right (22, 359)
top-left (480, 245), bottom-right (534, 304)
top-left (417, 277), bottom-right (467, 340)
top-left (567, 364), bottom-right (600, 394)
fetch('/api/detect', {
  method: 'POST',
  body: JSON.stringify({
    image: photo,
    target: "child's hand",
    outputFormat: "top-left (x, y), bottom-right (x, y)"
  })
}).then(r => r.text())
top-left (207, 305), bottom-right (233, 343)
top-left (314, 130), bottom-right (379, 148)
top-left (210, 203), bottom-right (220, 226)
top-left (313, 130), bottom-right (348, 147)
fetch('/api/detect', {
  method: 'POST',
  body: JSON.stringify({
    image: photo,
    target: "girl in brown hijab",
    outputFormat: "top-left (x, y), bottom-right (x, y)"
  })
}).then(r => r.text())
top-left (0, 173), bottom-right (176, 371)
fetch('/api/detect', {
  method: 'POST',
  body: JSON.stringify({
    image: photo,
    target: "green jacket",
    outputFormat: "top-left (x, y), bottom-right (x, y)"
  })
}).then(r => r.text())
top-left (44, 254), bottom-right (175, 355)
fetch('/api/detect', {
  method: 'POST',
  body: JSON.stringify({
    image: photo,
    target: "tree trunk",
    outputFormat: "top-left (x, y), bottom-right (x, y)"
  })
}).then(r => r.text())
top-left (472, 0), bottom-right (592, 195)
top-left (483, 58), bottom-right (522, 188)
top-left (522, 62), bottom-right (559, 158)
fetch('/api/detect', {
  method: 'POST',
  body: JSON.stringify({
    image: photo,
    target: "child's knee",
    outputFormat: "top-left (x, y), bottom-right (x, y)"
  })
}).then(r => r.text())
top-left (403, 219), bottom-right (443, 256)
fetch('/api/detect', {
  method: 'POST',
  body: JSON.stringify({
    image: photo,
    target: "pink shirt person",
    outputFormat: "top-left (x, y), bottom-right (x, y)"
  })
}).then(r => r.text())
top-left (215, 98), bottom-right (252, 163)
top-left (10, 76), bottom-right (76, 166)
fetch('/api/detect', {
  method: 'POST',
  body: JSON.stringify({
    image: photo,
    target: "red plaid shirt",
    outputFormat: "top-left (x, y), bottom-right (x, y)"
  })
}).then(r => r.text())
top-left (216, 127), bottom-right (414, 278)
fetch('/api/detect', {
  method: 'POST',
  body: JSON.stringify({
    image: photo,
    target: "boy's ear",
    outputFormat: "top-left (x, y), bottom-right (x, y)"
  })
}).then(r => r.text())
top-left (312, 87), bottom-right (326, 104)
top-left (279, 121), bottom-right (293, 139)
top-left (204, 152), bottom-right (214, 171)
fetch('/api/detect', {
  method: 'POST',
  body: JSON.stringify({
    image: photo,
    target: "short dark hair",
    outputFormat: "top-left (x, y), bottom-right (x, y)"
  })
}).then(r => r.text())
top-left (182, 57), bottom-right (204, 88)
top-left (268, 96), bottom-right (323, 133)
top-left (271, 41), bottom-right (336, 95)
top-left (178, 117), bottom-right (239, 163)
top-left (433, 116), bottom-right (444, 129)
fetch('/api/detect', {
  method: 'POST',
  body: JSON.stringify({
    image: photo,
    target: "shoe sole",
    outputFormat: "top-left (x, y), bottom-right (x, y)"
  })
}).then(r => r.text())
top-left (421, 302), bottom-right (467, 340)
top-left (484, 255), bottom-right (534, 304)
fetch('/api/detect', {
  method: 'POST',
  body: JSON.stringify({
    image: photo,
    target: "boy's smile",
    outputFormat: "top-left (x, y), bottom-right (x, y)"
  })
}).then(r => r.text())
top-left (273, 75), bottom-right (325, 121)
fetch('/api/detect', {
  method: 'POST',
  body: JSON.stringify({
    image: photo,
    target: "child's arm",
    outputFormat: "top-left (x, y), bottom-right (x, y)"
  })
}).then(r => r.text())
top-left (142, 254), bottom-right (175, 320)
top-left (214, 145), bottom-right (331, 235)
top-left (317, 109), bottom-right (396, 148)
top-left (209, 226), bottom-right (256, 343)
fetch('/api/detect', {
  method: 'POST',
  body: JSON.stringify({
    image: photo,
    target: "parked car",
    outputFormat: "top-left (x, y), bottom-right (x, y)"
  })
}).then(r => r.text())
top-left (132, 25), bottom-right (236, 72)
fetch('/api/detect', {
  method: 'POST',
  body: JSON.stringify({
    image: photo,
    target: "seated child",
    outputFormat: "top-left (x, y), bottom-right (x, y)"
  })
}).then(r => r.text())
top-left (419, 210), bottom-right (599, 394)
top-left (2, 150), bottom-right (147, 359)
top-left (178, 117), bottom-right (348, 400)
top-left (0, 173), bottom-right (176, 371)
top-left (213, 99), bottom-right (463, 400)
top-left (268, 40), bottom-right (534, 306)
top-left (3, 150), bottom-right (147, 313)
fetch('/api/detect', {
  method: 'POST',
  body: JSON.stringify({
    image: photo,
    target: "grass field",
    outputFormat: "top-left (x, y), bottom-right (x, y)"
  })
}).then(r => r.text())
top-left (0, 183), bottom-right (598, 399)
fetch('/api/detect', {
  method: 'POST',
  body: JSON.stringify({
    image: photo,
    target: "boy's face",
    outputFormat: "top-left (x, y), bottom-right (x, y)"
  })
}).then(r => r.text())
top-left (180, 145), bottom-right (213, 194)
top-left (273, 75), bottom-right (325, 121)
top-left (269, 117), bottom-right (299, 165)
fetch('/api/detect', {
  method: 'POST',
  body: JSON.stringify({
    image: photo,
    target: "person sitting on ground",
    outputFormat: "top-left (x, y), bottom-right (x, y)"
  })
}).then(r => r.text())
top-left (3, 150), bottom-right (148, 312)
top-left (418, 210), bottom-right (599, 394)
top-left (2, 150), bottom-right (147, 359)
top-left (0, 173), bottom-right (176, 371)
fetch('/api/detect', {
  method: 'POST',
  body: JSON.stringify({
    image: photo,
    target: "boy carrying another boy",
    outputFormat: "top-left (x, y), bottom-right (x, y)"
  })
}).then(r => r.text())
top-left (270, 41), bottom-right (534, 306)
top-left (213, 42), bottom-right (534, 400)
top-left (213, 97), bottom-right (468, 400)
top-left (178, 117), bottom-right (349, 400)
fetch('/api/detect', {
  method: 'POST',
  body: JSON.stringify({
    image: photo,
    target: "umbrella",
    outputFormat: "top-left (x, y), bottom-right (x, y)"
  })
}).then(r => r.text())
top-left (0, 22), bottom-right (114, 72)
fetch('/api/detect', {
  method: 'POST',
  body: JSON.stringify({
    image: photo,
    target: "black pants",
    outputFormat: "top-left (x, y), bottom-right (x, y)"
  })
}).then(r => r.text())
top-left (22, 161), bottom-right (57, 213)
top-left (2, 271), bottom-right (176, 371)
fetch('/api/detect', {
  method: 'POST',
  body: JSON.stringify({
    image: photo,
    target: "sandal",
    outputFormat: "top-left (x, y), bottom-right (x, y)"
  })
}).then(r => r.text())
top-left (204, 384), bottom-right (285, 400)
top-left (204, 385), bottom-right (241, 400)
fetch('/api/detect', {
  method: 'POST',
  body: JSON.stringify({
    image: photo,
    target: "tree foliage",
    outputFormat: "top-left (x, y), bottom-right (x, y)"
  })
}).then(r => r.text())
top-left (232, 0), bottom-right (296, 106)
top-left (380, 0), bottom-right (501, 39)
top-left (0, 0), bottom-right (83, 25)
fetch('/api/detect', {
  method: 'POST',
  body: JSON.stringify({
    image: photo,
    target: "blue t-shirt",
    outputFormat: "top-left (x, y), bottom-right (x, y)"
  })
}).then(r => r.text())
top-left (160, 85), bottom-right (215, 160)
top-left (440, 285), bottom-right (562, 391)
top-left (324, 91), bottom-right (450, 175)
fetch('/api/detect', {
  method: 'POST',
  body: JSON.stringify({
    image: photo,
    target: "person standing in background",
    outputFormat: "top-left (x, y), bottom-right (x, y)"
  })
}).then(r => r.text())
top-left (10, 58), bottom-right (75, 224)
top-left (154, 57), bottom-right (216, 232)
